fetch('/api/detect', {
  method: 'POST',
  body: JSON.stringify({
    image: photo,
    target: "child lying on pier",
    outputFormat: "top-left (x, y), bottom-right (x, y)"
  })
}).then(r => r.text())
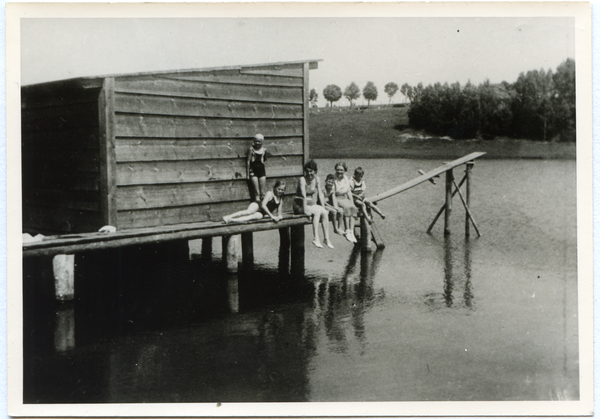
top-left (350, 167), bottom-right (386, 222)
top-left (223, 181), bottom-right (286, 224)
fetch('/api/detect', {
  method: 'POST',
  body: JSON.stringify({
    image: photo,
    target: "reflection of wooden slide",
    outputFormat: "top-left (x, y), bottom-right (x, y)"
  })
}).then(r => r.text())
top-left (361, 152), bottom-right (486, 244)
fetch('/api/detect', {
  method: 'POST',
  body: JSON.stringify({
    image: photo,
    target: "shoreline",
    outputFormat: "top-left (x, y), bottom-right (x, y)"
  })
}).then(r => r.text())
top-left (308, 107), bottom-right (576, 160)
top-left (310, 137), bottom-right (577, 160)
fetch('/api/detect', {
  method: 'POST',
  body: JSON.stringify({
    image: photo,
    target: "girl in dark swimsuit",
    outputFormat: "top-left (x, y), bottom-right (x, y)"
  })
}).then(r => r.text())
top-left (247, 134), bottom-right (268, 202)
top-left (223, 181), bottom-right (285, 224)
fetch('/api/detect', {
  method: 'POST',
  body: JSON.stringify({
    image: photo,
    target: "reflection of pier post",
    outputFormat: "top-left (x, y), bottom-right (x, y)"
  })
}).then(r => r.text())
top-left (443, 236), bottom-right (454, 307)
top-left (442, 236), bottom-right (475, 309)
top-left (226, 273), bottom-right (240, 313)
top-left (54, 303), bottom-right (75, 352)
top-left (463, 237), bottom-right (474, 308)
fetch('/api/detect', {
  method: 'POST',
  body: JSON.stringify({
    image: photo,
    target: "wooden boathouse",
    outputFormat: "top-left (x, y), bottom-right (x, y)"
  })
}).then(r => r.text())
top-left (22, 59), bottom-right (319, 235)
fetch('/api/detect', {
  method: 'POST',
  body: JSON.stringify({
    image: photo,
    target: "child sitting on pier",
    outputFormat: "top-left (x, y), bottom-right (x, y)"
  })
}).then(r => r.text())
top-left (247, 133), bottom-right (268, 202)
top-left (322, 174), bottom-right (345, 235)
top-left (350, 167), bottom-right (386, 222)
top-left (223, 181), bottom-right (286, 224)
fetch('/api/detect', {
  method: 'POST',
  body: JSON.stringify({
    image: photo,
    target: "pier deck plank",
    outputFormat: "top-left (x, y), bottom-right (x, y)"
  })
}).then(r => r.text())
top-left (23, 213), bottom-right (311, 258)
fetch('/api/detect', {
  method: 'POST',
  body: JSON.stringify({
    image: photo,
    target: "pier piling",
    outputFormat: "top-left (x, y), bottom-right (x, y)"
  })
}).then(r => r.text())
top-left (290, 225), bottom-right (305, 277)
top-left (241, 233), bottom-right (254, 269)
top-left (444, 169), bottom-right (454, 235)
top-left (222, 235), bottom-right (240, 273)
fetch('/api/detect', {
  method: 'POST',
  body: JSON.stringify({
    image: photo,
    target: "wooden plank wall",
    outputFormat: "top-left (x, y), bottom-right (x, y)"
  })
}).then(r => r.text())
top-left (21, 83), bottom-right (104, 234)
top-left (112, 66), bottom-right (307, 229)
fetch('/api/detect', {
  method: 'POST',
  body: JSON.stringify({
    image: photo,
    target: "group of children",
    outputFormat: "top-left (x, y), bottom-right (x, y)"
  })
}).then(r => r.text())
top-left (222, 134), bottom-right (385, 249)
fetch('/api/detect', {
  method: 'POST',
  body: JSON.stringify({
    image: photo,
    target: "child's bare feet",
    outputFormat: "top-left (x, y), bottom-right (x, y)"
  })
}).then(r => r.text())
top-left (312, 240), bottom-right (323, 248)
top-left (323, 239), bottom-right (334, 249)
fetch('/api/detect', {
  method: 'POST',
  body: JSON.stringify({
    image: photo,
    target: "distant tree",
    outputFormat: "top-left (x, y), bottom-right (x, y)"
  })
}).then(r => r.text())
top-left (323, 84), bottom-right (342, 108)
top-left (400, 83), bottom-right (413, 103)
top-left (343, 82), bottom-right (361, 107)
top-left (552, 58), bottom-right (576, 141)
top-left (362, 81), bottom-right (378, 107)
top-left (309, 88), bottom-right (319, 106)
top-left (512, 68), bottom-right (556, 140)
top-left (478, 79), bottom-right (513, 137)
top-left (384, 82), bottom-right (399, 105)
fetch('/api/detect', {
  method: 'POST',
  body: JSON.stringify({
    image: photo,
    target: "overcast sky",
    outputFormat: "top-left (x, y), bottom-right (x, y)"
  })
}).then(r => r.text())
top-left (21, 17), bottom-right (575, 106)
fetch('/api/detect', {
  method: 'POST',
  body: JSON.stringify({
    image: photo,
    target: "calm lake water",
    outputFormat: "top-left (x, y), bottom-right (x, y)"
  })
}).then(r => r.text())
top-left (23, 158), bottom-right (578, 403)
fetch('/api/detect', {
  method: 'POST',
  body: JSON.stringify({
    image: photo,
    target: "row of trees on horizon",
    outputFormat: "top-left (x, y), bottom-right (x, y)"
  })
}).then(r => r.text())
top-left (311, 58), bottom-right (576, 142)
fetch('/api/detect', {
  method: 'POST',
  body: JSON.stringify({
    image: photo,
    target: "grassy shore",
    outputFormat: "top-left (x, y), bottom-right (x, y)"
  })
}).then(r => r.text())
top-left (308, 107), bottom-right (576, 160)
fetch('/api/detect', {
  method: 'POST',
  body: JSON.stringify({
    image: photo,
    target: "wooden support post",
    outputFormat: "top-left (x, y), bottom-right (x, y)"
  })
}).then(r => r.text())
top-left (201, 237), bottom-right (212, 260)
top-left (222, 235), bottom-right (240, 273)
top-left (290, 225), bottom-right (305, 277)
top-left (369, 220), bottom-right (386, 249)
top-left (444, 169), bottom-right (454, 235)
top-left (427, 174), bottom-right (468, 234)
top-left (452, 178), bottom-right (481, 237)
top-left (465, 162), bottom-right (474, 236)
top-left (241, 232), bottom-right (254, 269)
top-left (52, 254), bottom-right (75, 301)
top-left (360, 216), bottom-right (373, 252)
top-left (279, 227), bottom-right (291, 275)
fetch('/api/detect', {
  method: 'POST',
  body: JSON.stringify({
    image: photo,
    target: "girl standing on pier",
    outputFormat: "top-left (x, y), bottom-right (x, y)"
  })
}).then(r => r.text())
top-left (293, 160), bottom-right (334, 249)
top-left (334, 162), bottom-right (358, 243)
top-left (223, 181), bottom-right (286, 224)
top-left (247, 133), bottom-right (268, 202)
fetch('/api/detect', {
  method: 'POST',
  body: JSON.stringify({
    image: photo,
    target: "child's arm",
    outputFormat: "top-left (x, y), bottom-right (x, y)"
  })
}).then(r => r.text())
top-left (260, 191), bottom-right (279, 221)
top-left (299, 178), bottom-right (309, 215)
top-left (316, 177), bottom-right (326, 207)
top-left (331, 188), bottom-right (341, 210)
top-left (276, 196), bottom-right (283, 220)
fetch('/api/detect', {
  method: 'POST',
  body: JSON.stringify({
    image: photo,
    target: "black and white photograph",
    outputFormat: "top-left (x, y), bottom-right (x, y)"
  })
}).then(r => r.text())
top-left (7, 2), bottom-right (593, 417)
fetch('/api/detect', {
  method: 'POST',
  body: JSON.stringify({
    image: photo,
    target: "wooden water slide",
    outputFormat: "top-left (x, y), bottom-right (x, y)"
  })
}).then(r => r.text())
top-left (364, 151), bottom-right (486, 240)
top-left (366, 152), bottom-right (486, 203)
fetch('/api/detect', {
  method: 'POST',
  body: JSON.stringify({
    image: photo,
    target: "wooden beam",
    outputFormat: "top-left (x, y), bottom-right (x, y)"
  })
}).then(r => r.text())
top-left (466, 162), bottom-right (474, 236)
top-left (360, 216), bottom-right (373, 252)
top-left (99, 77), bottom-right (118, 228)
top-left (369, 220), bottom-right (386, 249)
top-left (444, 169), bottom-right (453, 235)
top-left (23, 214), bottom-right (311, 258)
top-left (427, 173), bottom-right (468, 234)
top-left (222, 235), bottom-right (240, 273)
top-left (303, 62), bottom-right (310, 165)
top-left (453, 178), bottom-right (481, 237)
top-left (366, 152), bottom-right (486, 203)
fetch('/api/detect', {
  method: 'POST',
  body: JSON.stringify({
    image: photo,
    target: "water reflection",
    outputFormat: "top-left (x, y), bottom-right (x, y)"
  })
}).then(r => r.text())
top-left (426, 235), bottom-right (475, 311)
top-left (305, 248), bottom-right (384, 356)
top-left (441, 236), bottom-right (475, 310)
